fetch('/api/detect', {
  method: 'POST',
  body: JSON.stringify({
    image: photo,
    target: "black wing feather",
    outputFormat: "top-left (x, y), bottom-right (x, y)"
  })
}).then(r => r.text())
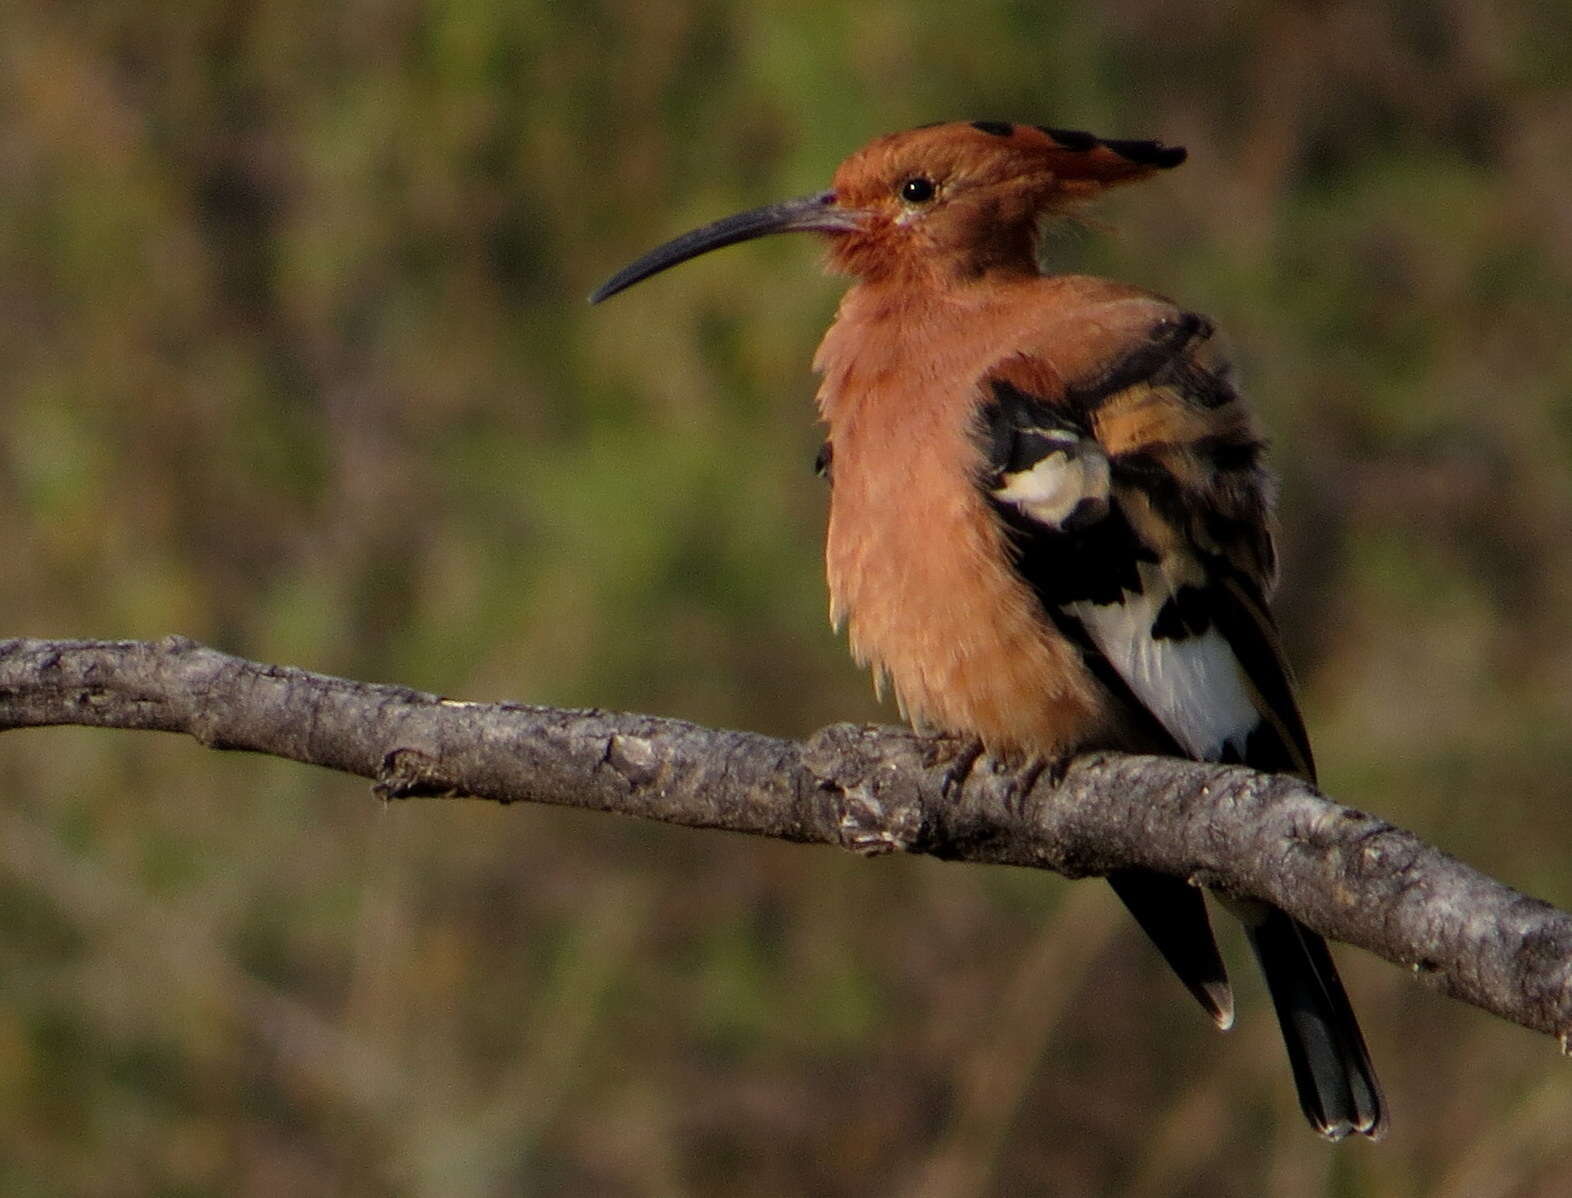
top-left (974, 324), bottom-right (1384, 1138)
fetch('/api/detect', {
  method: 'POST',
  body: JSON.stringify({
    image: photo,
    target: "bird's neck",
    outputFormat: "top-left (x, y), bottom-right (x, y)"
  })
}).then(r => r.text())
top-left (812, 274), bottom-right (1036, 428)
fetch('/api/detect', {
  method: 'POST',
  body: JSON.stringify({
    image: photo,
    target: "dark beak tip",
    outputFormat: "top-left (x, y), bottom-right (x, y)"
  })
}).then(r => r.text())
top-left (587, 271), bottom-right (640, 305)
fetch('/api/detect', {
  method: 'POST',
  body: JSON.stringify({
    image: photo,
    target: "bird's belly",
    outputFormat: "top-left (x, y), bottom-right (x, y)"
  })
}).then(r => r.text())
top-left (824, 454), bottom-right (1108, 757)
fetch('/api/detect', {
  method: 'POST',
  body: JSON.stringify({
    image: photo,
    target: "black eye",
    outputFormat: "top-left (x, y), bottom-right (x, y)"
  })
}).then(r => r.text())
top-left (899, 177), bottom-right (936, 204)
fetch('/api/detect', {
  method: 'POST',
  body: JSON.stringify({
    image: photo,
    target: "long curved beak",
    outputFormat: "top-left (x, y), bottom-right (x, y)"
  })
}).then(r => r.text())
top-left (589, 190), bottom-right (859, 303)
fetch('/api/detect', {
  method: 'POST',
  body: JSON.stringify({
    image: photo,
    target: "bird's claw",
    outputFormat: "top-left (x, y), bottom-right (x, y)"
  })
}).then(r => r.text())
top-left (927, 734), bottom-right (987, 798)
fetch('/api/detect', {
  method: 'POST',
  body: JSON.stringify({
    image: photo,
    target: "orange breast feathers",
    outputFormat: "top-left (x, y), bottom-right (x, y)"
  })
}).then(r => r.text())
top-left (812, 276), bottom-right (1181, 756)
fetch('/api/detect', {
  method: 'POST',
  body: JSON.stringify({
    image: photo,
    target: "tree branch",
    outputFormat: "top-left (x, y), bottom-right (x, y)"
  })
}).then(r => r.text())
top-left (3, 636), bottom-right (1570, 1046)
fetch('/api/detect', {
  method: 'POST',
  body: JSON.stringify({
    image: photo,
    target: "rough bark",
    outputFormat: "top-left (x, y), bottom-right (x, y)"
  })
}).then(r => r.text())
top-left (3, 635), bottom-right (1569, 1045)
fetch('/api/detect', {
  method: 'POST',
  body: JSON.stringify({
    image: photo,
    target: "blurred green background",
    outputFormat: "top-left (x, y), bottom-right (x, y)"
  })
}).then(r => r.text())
top-left (4, 0), bottom-right (1572, 1194)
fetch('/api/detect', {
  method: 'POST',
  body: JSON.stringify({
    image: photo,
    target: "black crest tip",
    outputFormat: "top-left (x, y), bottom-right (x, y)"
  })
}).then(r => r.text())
top-left (1102, 137), bottom-right (1187, 169)
top-left (1036, 125), bottom-right (1100, 151)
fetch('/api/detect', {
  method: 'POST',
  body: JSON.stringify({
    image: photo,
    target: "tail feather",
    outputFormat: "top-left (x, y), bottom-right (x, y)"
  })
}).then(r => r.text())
top-left (1108, 869), bottom-right (1234, 1029)
top-left (1236, 901), bottom-right (1386, 1139)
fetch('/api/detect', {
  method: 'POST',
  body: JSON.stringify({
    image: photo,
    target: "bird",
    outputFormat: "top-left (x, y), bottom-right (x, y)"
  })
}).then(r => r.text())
top-left (591, 119), bottom-right (1385, 1139)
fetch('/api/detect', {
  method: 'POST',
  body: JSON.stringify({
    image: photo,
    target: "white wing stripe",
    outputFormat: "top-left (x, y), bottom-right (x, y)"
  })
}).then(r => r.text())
top-left (991, 435), bottom-right (1110, 530)
top-left (1064, 564), bottom-right (1259, 760)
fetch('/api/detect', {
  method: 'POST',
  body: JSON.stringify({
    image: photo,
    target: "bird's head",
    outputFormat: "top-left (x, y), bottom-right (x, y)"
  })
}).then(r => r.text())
top-left (590, 121), bottom-right (1184, 301)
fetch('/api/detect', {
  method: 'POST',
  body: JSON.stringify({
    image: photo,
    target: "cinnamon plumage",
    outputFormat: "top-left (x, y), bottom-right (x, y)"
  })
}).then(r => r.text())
top-left (593, 119), bottom-right (1385, 1139)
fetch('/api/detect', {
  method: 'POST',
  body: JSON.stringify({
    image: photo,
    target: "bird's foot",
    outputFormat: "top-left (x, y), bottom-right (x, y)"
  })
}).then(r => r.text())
top-left (925, 734), bottom-right (987, 799)
top-left (1003, 753), bottom-right (1070, 821)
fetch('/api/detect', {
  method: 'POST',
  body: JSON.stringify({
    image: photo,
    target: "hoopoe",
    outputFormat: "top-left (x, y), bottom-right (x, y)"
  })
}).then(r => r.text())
top-left (592, 120), bottom-right (1385, 1139)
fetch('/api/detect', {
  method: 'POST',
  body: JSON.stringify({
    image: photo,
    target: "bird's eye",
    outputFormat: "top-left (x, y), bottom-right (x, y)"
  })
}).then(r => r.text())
top-left (899, 177), bottom-right (936, 204)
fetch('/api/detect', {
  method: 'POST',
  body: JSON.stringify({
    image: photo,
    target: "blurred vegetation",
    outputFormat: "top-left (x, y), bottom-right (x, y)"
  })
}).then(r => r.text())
top-left (4, 0), bottom-right (1572, 1194)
